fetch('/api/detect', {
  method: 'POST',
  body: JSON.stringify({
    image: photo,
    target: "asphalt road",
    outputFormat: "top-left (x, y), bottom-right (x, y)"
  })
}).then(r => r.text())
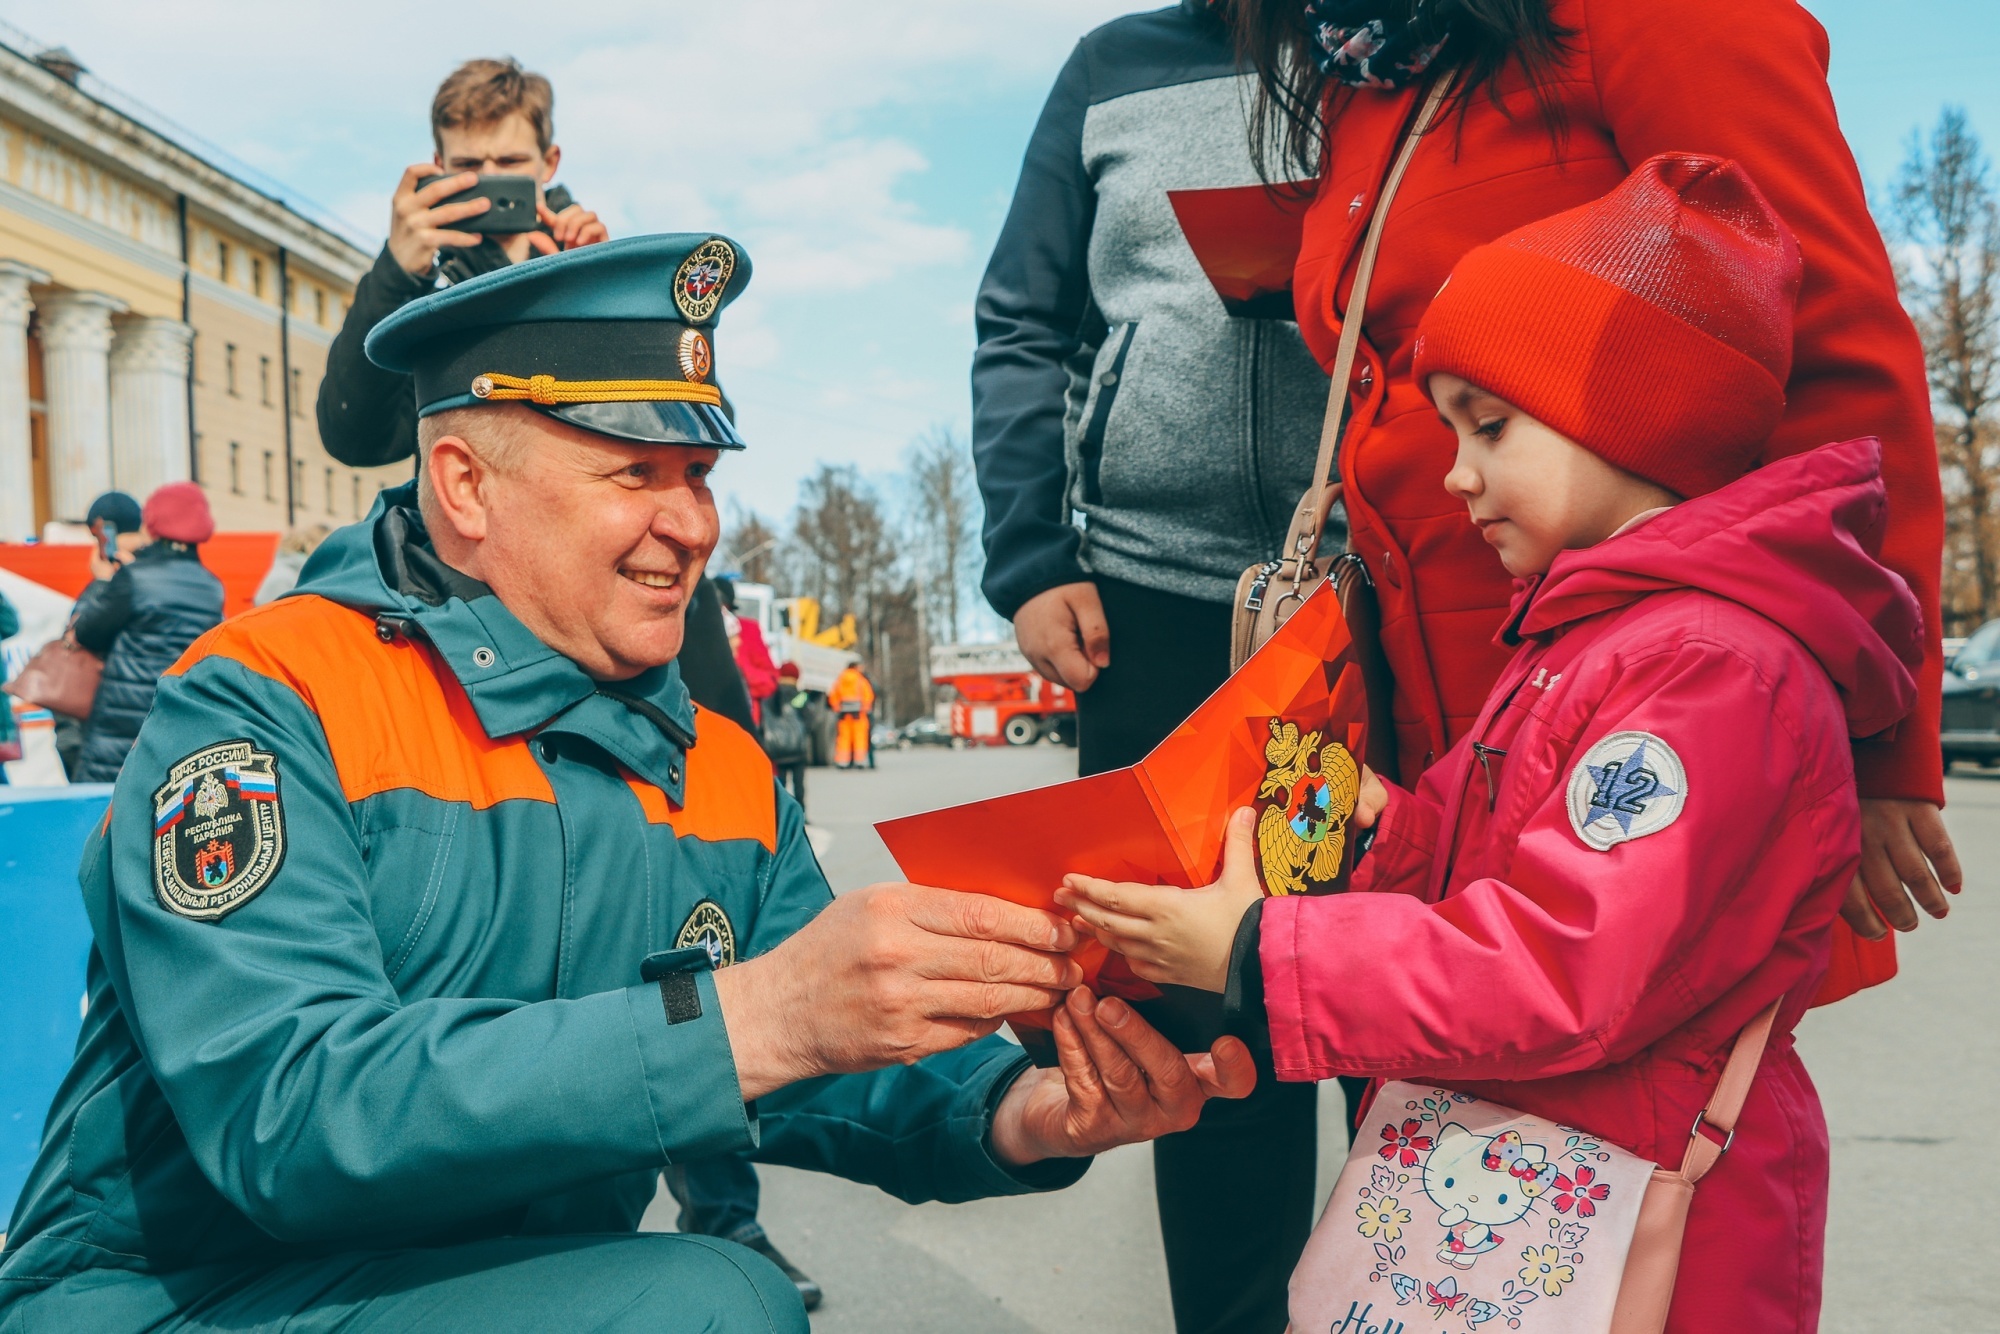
top-left (639, 744), bottom-right (1995, 1331)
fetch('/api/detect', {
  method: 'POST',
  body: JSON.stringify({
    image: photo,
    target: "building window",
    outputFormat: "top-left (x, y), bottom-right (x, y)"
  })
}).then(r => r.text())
top-left (262, 450), bottom-right (275, 502)
top-left (293, 457), bottom-right (304, 500)
top-left (251, 256), bottom-right (266, 300)
top-left (324, 466), bottom-right (335, 515)
top-left (315, 288), bottom-right (327, 325)
top-left (291, 367), bottom-right (303, 416)
top-left (225, 343), bottom-right (238, 396)
top-left (351, 474), bottom-right (361, 517)
top-left (259, 356), bottom-right (272, 406)
top-left (229, 442), bottom-right (242, 495)
top-left (217, 239), bottom-right (231, 284)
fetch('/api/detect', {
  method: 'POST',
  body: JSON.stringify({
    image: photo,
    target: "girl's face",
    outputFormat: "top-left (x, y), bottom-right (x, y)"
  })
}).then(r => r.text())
top-left (1432, 374), bottom-right (1680, 578)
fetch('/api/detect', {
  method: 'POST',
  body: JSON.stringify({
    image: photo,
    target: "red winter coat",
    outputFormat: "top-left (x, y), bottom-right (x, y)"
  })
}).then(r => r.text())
top-left (1259, 439), bottom-right (1921, 1331)
top-left (1294, 0), bottom-right (1944, 992)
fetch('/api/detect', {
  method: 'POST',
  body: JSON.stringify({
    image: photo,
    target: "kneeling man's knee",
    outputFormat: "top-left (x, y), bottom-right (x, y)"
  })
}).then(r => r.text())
top-left (622, 1233), bottom-right (809, 1334)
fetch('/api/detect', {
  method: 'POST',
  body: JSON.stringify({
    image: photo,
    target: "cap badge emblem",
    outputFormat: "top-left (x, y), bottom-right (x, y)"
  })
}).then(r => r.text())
top-left (673, 239), bottom-right (736, 323)
top-left (470, 374), bottom-right (495, 398)
top-left (678, 329), bottom-right (712, 384)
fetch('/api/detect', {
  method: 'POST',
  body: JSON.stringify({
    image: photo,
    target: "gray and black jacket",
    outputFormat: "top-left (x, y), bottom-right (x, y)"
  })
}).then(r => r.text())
top-left (971, 0), bottom-right (1336, 619)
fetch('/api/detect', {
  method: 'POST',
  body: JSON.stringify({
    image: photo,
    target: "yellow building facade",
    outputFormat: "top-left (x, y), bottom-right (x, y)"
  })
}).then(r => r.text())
top-left (0, 40), bottom-right (403, 541)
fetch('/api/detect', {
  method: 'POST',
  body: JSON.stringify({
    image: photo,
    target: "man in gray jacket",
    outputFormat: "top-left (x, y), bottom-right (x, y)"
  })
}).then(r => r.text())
top-left (971, 3), bottom-right (1336, 1330)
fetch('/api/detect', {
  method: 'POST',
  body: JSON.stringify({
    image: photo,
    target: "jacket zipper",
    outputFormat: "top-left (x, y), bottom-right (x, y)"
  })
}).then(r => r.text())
top-left (1470, 741), bottom-right (1507, 811)
top-left (1244, 320), bottom-right (1280, 546)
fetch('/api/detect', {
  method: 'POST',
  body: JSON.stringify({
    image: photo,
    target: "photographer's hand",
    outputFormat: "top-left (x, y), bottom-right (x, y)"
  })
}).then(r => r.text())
top-left (389, 166), bottom-right (490, 278)
top-left (532, 201), bottom-right (610, 255)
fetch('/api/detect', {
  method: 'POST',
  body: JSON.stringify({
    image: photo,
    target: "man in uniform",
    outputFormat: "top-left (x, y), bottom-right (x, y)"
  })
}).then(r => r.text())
top-left (827, 659), bottom-right (875, 768)
top-left (0, 235), bottom-right (1254, 1332)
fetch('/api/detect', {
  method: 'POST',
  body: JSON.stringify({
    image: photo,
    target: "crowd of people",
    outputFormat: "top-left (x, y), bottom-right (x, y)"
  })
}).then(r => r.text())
top-left (0, 3), bottom-right (1969, 1332)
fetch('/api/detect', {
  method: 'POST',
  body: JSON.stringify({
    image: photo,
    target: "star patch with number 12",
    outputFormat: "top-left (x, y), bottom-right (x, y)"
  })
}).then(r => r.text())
top-left (1564, 730), bottom-right (1686, 851)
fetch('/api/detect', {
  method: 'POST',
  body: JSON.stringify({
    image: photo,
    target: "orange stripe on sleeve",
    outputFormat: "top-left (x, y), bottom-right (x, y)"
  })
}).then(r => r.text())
top-left (169, 596), bottom-right (554, 808)
top-left (622, 705), bottom-right (777, 851)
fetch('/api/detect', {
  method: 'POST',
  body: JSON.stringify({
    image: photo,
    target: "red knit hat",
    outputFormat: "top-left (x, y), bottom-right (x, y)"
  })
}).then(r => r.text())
top-left (1411, 153), bottom-right (1803, 499)
top-left (142, 481), bottom-right (215, 545)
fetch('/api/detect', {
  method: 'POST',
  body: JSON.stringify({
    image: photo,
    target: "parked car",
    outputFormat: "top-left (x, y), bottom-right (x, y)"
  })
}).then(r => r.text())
top-left (897, 716), bottom-right (963, 749)
top-left (1942, 618), bottom-right (2000, 770)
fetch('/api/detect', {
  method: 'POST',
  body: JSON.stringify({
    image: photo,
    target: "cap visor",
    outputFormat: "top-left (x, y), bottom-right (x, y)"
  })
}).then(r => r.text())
top-left (544, 400), bottom-right (745, 449)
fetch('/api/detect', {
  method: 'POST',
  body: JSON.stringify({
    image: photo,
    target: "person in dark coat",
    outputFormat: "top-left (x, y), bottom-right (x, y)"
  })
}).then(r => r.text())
top-left (70, 483), bottom-right (224, 784)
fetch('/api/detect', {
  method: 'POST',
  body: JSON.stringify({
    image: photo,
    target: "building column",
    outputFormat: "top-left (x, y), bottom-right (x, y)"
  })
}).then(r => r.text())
top-left (39, 291), bottom-right (126, 522)
top-left (109, 315), bottom-right (194, 502)
top-left (0, 260), bottom-right (49, 541)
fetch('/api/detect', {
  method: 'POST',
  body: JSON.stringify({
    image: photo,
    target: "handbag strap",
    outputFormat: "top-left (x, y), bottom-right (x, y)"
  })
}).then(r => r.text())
top-left (1287, 75), bottom-right (1453, 569)
top-left (1677, 998), bottom-right (1781, 1185)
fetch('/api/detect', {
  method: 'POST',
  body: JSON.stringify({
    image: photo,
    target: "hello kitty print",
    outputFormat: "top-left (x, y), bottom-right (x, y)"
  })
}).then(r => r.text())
top-left (1290, 1084), bottom-right (1655, 1333)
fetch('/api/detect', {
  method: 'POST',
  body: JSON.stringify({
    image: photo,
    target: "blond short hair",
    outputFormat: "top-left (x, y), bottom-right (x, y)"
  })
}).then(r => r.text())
top-left (432, 58), bottom-right (554, 153)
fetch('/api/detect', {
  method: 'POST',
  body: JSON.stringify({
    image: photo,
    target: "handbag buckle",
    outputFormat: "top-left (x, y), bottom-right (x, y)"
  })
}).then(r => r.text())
top-left (1688, 1109), bottom-right (1736, 1156)
top-left (1243, 560), bottom-right (1285, 612)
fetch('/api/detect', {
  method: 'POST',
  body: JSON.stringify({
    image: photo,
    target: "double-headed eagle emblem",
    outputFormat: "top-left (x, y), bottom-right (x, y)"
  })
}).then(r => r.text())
top-left (1255, 718), bottom-right (1360, 896)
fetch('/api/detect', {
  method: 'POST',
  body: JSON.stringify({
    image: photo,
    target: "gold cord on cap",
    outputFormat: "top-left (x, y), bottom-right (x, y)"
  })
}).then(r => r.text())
top-left (470, 372), bottom-right (722, 407)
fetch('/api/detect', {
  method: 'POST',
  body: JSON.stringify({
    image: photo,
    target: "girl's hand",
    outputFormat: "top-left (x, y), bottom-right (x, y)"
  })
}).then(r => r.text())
top-left (1356, 765), bottom-right (1389, 829)
top-left (1056, 807), bottom-right (1265, 993)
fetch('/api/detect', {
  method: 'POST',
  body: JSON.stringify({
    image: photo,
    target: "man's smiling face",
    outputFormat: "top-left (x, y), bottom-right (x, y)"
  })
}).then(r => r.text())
top-left (424, 405), bottom-right (721, 680)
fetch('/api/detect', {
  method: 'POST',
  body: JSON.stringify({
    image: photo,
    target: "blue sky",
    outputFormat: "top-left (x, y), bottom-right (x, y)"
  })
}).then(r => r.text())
top-left (9, 0), bottom-right (1998, 544)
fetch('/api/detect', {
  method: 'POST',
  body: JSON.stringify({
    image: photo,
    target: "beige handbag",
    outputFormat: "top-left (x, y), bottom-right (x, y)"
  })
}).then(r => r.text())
top-left (1287, 1000), bottom-right (1780, 1334)
top-left (1230, 76), bottom-right (1452, 675)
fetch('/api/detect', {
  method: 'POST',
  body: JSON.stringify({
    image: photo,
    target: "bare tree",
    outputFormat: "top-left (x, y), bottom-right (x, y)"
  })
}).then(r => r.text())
top-left (904, 425), bottom-right (981, 647)
top-left (1892, 106), bottom-right (2000, 629)
top-left (719, 500), bottom-right (784, 586)
top-left (791, 464), bottom-right (898, 629)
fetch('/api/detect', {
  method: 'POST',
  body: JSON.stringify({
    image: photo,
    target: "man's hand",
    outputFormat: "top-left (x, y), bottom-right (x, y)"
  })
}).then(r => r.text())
top-left (1841, 798), bottom-right (1962, 939)
top-left (387, 166), bottom-right (490, 277)
top-left (1056, 806), bottom-right (1266, 993)
top-left (988, 987), bottom-right (1256, 1165)
top-left (524, 201), bottom-right (610, 258)
top-left (712, 884), bottom-right (1083, 1101)
top-left (1014, 582), bottom-right (1110, 692)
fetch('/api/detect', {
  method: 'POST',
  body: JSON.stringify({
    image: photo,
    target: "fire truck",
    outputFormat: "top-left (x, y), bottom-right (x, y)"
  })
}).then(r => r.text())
top-left (929, 642), bottom-right (1076, 747)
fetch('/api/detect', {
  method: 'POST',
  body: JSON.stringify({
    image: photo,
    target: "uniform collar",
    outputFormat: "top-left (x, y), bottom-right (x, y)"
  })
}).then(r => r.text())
top-left (294, 483), bottom-right (697, 798)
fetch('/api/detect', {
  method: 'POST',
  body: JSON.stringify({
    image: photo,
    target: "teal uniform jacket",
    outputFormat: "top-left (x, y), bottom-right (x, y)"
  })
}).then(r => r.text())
top-left (0, 486), bottom-right (1082, 1321)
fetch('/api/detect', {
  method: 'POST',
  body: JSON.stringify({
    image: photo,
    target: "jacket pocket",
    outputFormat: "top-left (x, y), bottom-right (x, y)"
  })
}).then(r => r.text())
top-left (1076, 321), bottom-right (1137, 507)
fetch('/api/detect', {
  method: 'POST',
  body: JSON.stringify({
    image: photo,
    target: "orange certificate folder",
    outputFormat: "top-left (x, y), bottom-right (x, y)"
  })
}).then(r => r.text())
top-left (1166, 182), bottom-right (1313, 320)
top-left (876, 584), bottom-right (1371, 1048)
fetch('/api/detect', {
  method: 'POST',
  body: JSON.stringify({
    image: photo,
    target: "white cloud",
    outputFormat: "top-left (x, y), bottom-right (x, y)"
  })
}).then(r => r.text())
top-left (7, 0), bottom-right (1135, 526)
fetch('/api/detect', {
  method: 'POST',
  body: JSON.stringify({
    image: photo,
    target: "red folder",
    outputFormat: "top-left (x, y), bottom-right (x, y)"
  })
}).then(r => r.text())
top-left (877, 584), bottom-right (1371, 1041)
top-left (1166, 182), bottom-right (1314, 320)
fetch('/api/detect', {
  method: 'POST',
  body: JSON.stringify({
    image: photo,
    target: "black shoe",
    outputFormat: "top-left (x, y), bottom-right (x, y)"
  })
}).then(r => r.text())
top-left (733, 1228), bottom-right (822, 1311)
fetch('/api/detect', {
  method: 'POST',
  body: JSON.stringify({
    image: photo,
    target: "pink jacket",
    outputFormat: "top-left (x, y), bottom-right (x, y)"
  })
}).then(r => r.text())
top-left (1260, 437), bottom-right (1922, 1330)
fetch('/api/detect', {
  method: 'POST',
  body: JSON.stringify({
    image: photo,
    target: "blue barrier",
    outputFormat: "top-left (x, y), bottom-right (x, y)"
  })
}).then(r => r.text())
top-left (1, 785), bottom-right (112, 1224)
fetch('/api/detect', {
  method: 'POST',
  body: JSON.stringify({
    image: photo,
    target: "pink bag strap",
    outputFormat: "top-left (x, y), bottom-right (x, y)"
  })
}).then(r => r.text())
top-left (1676, 998), bottom-right (1780, 1184)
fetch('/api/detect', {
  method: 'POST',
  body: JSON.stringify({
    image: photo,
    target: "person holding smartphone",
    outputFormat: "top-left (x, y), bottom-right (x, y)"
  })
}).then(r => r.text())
top-left (315, 58), bottom-right (610, 470)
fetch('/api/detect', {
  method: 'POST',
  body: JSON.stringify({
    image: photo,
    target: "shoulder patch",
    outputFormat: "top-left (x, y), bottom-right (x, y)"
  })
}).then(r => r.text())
top-left (1565, 730), bottom-right (1686, 852)
top-left (674, 898), bottom-right (736, 968)
top-left (153, 740), bottom-right (286, 919)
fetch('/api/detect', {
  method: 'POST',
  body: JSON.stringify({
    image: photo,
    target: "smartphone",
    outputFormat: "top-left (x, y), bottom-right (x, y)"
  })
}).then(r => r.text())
top-left (99, 522), bottom-right (118, 562)
top-left (418, 173), bottom-right (540, 234)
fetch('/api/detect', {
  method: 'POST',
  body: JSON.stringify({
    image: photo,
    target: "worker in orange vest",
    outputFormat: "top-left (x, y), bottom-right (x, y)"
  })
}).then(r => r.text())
top-left (826, 662), bottom-right (875, 769)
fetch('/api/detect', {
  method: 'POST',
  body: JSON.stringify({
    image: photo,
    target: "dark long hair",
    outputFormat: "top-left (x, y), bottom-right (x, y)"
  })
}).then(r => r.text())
top-left (1231, 0), bottom-right (1574, 183)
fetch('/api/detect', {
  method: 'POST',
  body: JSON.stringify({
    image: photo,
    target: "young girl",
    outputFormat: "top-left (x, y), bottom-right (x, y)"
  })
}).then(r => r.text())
top-left (1057, 154), bottom-right (1924, 1331)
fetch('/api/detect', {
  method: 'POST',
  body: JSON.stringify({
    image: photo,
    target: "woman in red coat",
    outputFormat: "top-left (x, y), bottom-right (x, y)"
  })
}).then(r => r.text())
top-left (1237, 0), bottom-right (1958, 992)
